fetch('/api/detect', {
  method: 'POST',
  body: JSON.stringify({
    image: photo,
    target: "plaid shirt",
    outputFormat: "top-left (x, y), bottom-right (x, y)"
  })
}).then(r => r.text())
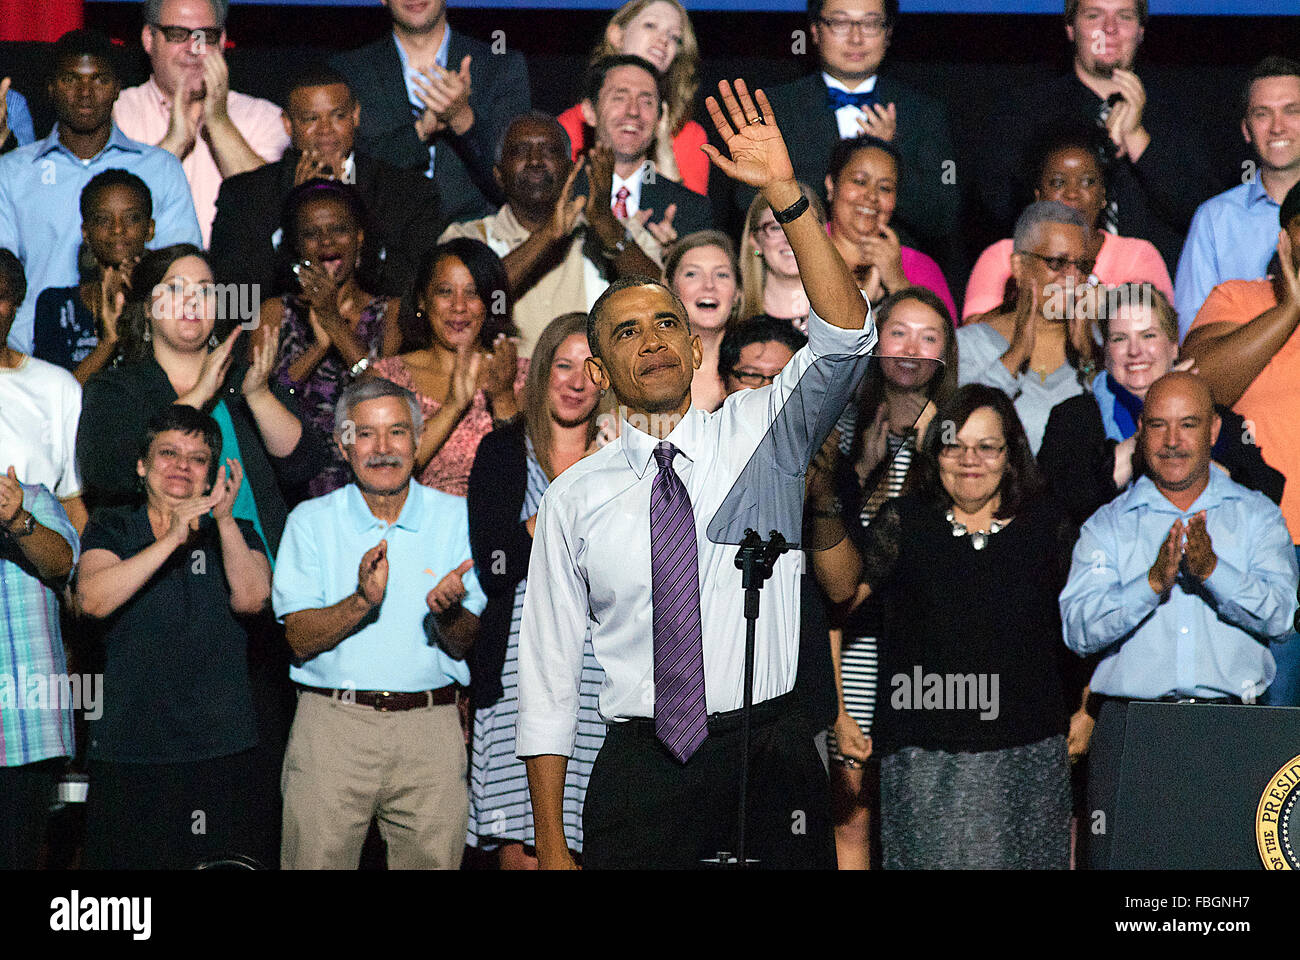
top-left (0, 483), bottom-right (79, 767)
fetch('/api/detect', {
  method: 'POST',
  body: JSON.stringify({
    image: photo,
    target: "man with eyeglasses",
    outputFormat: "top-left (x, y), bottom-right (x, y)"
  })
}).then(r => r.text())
top-left (114, 0), bottom-right (291, 246)
top-left (717, 0), bottom-right (958, 273)
top-left (973, 0), bottom-right (1221, 278)
top-left (1061, 371), bottom-right (1297, 869)
top-left (957, 201), bottom-right (1099, 454)
top-left (718, 314), bottom-right (807, 395)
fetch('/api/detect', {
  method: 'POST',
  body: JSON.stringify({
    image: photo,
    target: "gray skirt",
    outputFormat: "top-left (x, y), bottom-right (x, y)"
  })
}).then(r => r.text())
top-left (880, 734), bottom-right (1071, 870)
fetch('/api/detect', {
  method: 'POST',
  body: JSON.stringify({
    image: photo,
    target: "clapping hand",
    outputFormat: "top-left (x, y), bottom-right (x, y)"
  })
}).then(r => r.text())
top-left (701, 79), bottom-right (795, 192)
top-left (636, 202), bottom-right (678, 247)
top-left (357, 539), bottom-right (389, 607)
top-left (1105, 70), bottom-right (1147, 158)
top-left (164, 486), bottom-right (223, 549)
top-left (200, 45), bottom-right (234, 128)
top-left (209, 459), bottom-right (243, 520)
top-left (547, 157), bottom-right (587, 243)
top-left (294, 147), bottom-right (347, 186)
top-left (427, 559), bottom-right (474, 614)
top-left (242, 326), bottom-right (276, 398)
top-left (480, 333), bottom-right (519, 406)
top-left (855, 101), bottom-right (897, 142)
top-left (1183, 511), bottom-right (1217, 581)
top-left (1148, 517), bottom-right (1184, 595)
top-left (161, 76), bottom-right (203, 158)
top-left (413, 55), bottom-right (474, 138)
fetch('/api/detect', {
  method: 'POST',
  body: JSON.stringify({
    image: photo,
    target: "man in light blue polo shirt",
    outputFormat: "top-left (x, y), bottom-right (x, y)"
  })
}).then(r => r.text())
top-left (1060, 371), bottom-right (1298, 868)
top-left (1174, 57), bottom-right (1300, 338)
top-left (0, 30), bottom-right (201, 355)
top-left (273, 377), bottom-right (485, 870)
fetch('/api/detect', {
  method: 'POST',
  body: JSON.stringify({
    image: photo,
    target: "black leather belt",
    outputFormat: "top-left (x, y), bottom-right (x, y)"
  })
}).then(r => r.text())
top-left (295, 683), bottom-right (456, 711)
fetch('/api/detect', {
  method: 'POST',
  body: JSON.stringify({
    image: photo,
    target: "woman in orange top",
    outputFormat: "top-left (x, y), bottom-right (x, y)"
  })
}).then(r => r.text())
top-left (557, 0), bottom-right (707, 196)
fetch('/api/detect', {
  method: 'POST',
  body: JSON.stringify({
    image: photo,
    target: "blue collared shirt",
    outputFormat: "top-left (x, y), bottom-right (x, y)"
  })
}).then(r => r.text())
top-left (1173, 177), bottom-right (1281, 340)
top-left (272, 480), bottom-right (486, 691)
top-left (0, 123), bottom-right (202, 353)
top-left (392, 27), bottom-right (451, 179)
top-left (1060, 469), bottom-right (1298, 701)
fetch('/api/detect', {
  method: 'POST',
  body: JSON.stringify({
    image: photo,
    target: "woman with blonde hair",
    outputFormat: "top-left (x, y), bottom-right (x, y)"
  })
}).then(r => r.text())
top-left (664, 229), bottom-right (741, 412)
top-left (738, 182), bottom-right (827, 328)
top-left (557, 0), bottom-right (708, 195)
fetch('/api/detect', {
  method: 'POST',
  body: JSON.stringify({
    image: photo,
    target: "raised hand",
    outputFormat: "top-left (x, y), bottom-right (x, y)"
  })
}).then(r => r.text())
top-left (182, 327), bottom-right (242, 409)
top-left (209, 458), bottom-right (244, 520)
top-left (636, 202), bottom-right (678, 247)
top-left (1004, 280), bottom-right (1041, 374)
top-left (294, 147), bottom-right (346, 186)
top-left (242, 326), bottom-right (276, 398)
top-left (701, 79), bottom-right (794, 192)
top-left (427, 558), bottom-right (474, 614)
top-left (1183, 510), bottom-right (1217, 581)
top-left (480, 333), bottom-right (519, 405)
top-left (164, 489), bottom-right (221, 549)
top-left (547, 157), bottom-right (587, 242)
top-left (855, 101), bottom-right (897, 143)
top-left (98, 262), bottom-right (132, 344)
top-left (1148, 517), bottom-right (1184, 595)
top-left (296, 260), bottom-right (342, 318)
top-left (0, 465), bottom-right (24, 527)
top-left (357, 539), bottom-right (389, 607)
top-left (200, 46), bottom-right (233, 128)
top-left (1106, 70), bottom-right (1147, 156)
top-left (161, 78), bottom-right (202, 159)
top-left (414, 55), bottom-right (474, 136)
top-left (448, 344), bottom-right (483, 413)
top-left (858, 223), bottom-right (906, 292)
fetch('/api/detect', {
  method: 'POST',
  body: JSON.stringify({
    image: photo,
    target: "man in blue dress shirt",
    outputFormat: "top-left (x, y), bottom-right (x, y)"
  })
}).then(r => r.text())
top-left (1174, 58), bottom-right (1300, 338)
top-left (1060, 370), bottom-right (1298, 868)
top-left (0, 30), bottom-right (201, 355)
top-left (273, 377), bottom-right (486, 869)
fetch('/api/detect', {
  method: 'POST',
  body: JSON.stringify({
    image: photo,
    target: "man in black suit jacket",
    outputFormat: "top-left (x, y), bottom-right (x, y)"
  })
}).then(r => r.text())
top-left (209, 67), bottom-right (442, 299)
top-left (329, 0), bottom-right (530, 227)
top-left (717, 0), bottom-right (959, 268)
top-left (578, 54), bottom-right (712, 240)
top-left (971, 0), bottom-right (1225, 275)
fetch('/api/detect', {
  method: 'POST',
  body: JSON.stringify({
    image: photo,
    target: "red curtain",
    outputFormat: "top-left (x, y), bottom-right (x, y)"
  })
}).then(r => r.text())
top-left (0, 0), bottom-right (84, 43)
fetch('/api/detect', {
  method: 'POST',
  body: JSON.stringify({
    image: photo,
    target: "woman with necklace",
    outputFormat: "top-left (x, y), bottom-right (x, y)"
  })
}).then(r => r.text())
top-left (823, 384), bottom-right (1074, 869)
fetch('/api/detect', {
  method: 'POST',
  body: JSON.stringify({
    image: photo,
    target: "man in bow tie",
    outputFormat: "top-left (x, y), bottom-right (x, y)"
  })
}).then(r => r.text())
top-left (714, 0), bottom-right (960, 277)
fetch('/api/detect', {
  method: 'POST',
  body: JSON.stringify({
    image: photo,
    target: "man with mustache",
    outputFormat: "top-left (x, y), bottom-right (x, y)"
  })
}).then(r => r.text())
top-left (440, 111), bottom-right (663, 359)
top-left (517, 80), bottom-right (875, 869)
top-left (272, 377), bottom-right (485, 869)
top-left (1060, 371), bottom-right (1298, 869)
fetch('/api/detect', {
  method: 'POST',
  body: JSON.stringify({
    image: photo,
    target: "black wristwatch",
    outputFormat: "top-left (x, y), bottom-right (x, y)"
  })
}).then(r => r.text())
top-left (9, 510), bottom-right (36, 538)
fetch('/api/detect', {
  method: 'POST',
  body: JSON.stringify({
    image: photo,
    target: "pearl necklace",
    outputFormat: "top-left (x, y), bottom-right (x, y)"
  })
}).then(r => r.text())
top-left (945, 509), bottom-right (1009, 551)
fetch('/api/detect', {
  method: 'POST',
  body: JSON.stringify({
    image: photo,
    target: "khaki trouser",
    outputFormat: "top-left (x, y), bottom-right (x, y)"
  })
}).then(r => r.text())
top-left (280, 690), bottom-right (468, 869)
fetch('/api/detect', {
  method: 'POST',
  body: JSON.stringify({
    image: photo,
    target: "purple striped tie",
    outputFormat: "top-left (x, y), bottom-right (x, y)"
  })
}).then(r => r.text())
top-left (650, 441), bottom-right (708, 763)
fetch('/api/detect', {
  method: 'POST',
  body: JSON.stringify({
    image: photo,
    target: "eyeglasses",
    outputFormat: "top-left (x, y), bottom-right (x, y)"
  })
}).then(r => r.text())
top-left (150, 23), bottom-right (222, 46)
top-left (729, 369), bottom-right (778, 387)
top-left (1022, 251), bottom-right (1097, 275)
top-left (938, 441), bottom-right (1007, 461)
top-left (816, 15), bottom-right (889, 38)
top-left (753, 221), bottom-right (784, 239)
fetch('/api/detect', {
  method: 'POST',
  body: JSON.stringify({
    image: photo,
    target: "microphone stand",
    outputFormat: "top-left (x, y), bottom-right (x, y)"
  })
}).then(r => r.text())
top-left (706, 528), bottom-right (789, 869)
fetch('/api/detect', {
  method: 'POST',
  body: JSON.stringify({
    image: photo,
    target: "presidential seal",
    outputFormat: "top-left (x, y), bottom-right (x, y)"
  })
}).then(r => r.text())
top-left (1256, 754), bottom-right (1300, 870)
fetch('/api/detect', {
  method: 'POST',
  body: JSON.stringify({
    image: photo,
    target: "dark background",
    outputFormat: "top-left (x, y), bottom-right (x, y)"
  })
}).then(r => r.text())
top-left (4, 4), bottom-right (1297, 290)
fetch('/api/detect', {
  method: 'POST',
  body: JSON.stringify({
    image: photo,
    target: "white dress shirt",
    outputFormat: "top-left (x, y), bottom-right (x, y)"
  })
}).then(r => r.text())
top-left (823, 72), bottom-right (879, 140)
top-left (515, 302), bottom-right (876, 758)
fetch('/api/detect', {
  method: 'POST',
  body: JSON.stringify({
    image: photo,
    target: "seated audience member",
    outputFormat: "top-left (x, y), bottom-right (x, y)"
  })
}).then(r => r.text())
top-left (735, 0), bottom-right (958, 259)
top-left (0, 29), bottom-right (201, 355)
top-left (115, 0), bottom-right (290, 246)
top-left (369, 239), bottom-right (523, 497)
top-left (664, 230), bottom-right (741, 411)
top-left (1, 79), bottom-right (36, 151)
top-left (274, 377), bottom-right (486, 870)
top-left (254, 180), bottom-right (402, 498)
top-left (975, 0), bottom-right (1221, 275)
top-left (576, 55), bottom-right (712, 238)
top-left (77, 244), bottom-right (325, 553)
top-left (33, 170), bottom-right (154, 384)
top-left (826, 135), bottom-right (956, 321)
top-left (558, 0), bottom-right (708, 196)
top-left (0, 474), bottom-right (78, 869)
top-left (1175, 58), bottom-right (1300, 337)
top-left (439, 112), bottom-right (662, 358)
top-left (964, 128), bottom-right (1172, 322)
top-left (1040, 283), bottom-right (1282, 529)
top-left (330, 0), bottom-right (529, 225)
top-left (958, 201), bottom-right (1098, 454)
top-left (739, 184), bottom-right (825, 327)
top-left (822, 385), bottom-right (1074, 869)
top-left (211, 66), bottom-right (443, 300)
top-left (1181, 182), bottom-right (1300, 708)
top-left (827, 286), bottom-right (954, 869)
top-left (77, 404), bottom-right (272, 869)
top-left (1060, 372), bottom-right (1298, 869)
top-left (465, 312), bottom-right (605, 869)
top-left (0, 250), bottom-right (88, 534)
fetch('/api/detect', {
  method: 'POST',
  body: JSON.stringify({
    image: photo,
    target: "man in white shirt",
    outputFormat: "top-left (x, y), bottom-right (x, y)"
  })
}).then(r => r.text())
top-left (114, 0), bottom-right (290, 245)
top-left (518, 81), bottom-right (876, 870)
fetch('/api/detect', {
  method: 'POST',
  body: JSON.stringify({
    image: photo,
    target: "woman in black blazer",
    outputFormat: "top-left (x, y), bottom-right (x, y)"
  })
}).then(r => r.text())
top-left (465, 311), bottom-right (602, 869)
top-left (1039, 283), bottom-right (1283, 530)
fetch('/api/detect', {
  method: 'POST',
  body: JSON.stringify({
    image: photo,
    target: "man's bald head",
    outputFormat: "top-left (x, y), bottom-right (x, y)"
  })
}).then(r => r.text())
top-left (1140, 371), bottom-right (1220, 499)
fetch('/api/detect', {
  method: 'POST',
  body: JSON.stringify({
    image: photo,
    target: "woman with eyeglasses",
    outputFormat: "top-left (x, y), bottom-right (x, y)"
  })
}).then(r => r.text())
top-left (957, 201), bottom-right (1101, 455)
top-left (664, 230), bottom-right (742, 412)
top-left (557, 0), bottom-right (708, 195)
top-left (738, 183), bottom-right (824, 329)
top-left (962, 128), bottom-right (1172, 323)
top-left (825, 136), bottom-right (956, 323)
top-left (820, 384), bottom-right (1074, 869)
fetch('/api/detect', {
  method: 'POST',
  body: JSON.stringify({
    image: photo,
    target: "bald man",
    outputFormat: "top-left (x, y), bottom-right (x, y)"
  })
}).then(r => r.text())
top-left (1060, 371), bottom-right (1298, 868)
